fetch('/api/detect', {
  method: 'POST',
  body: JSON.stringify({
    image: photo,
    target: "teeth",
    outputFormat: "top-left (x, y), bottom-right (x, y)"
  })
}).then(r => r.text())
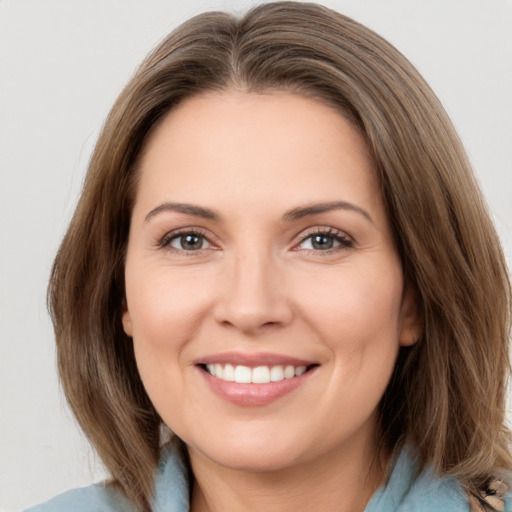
top-left (234, 365), bottom-right (252, 383)
top-left (252, 366), bottom-right (270, 384)
top-left (284, 365), bottom-right (295, 379)
top-left (223, 364), bottom-right (235, 381)
top-left (205, 364), bottom-right (310, 383)
top-left (270, 366), bottom-right (284, 381)
top-left (295, 366), bottom-right (306, 376)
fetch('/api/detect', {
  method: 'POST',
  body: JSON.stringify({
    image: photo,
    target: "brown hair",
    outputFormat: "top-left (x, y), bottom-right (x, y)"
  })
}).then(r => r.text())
top-left (48, 2), bottom-right (511, 510)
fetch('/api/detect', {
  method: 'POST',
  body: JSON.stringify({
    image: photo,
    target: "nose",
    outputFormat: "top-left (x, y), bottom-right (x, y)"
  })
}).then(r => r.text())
top-left (213, 249), bottom-right (294, 334)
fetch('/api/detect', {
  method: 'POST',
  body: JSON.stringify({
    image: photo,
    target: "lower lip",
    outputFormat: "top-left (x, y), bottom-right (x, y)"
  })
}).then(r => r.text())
top-left (199, 367), bottom-right (316, 406)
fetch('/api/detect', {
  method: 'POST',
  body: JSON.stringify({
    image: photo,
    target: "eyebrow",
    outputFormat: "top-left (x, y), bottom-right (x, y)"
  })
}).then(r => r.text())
top-left (144, 200), bottom-right (373, 225)
top-left (144, 202), bottom-right (221, 223)
top-left (283, 201), bottom-right (374, 225)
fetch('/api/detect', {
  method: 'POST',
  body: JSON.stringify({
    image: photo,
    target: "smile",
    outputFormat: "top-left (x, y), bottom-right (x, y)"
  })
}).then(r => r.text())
top-left (196, 354), bottom-right (318, 406)
top-left (205, 364), bottom-right (308, 383)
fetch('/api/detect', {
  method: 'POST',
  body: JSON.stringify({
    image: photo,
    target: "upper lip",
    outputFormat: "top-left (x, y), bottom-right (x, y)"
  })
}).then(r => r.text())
top-left (194, 351), bottom-right (317, 368)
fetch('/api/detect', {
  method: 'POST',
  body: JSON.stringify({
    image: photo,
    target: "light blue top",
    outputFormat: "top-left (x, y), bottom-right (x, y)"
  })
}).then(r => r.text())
top-left (24, 444), bottom-right (511, 512)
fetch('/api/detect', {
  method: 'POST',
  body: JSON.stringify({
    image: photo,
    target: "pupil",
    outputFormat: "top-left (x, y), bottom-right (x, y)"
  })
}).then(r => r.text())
top-left (182, 234), bottom-right (202, 250)
top-left (312, 234), bottom-right (333, 250)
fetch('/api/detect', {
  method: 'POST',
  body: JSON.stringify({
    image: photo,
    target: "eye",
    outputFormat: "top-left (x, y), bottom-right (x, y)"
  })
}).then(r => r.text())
top-left (296, 229), bottom-right (353, 252)
top-left (162, 231), bottom-right (212, 251)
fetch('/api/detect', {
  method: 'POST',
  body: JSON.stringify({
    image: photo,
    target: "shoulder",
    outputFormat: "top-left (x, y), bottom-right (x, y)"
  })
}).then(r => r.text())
top-left (22, 443), bottom-right (190, 512)
top-left (22, 482), bottom-right (136, 512)
top-left (366, 447), bottom-right (512, 512)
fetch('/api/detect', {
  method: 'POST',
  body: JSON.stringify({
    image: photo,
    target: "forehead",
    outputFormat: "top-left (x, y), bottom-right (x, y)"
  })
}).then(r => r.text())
top-left (134, 90), bottom-right (382, 222)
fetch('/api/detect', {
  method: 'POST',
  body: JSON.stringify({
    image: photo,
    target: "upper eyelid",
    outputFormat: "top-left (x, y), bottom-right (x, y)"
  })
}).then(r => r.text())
top-left (159, 227), bottom-right (213, 247)
top-left (296, 226), bottom-right (351, 242)
top-left (293, 227), bottom-right (355, 253)
top-left (157, 226), bottom-right (353, 249)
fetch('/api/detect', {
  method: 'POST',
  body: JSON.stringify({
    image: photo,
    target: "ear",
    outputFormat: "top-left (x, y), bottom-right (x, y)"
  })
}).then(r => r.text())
top-left (121, 301), bottom-right (133, 337)
top-left (398, 284), bottom-right (422, 347)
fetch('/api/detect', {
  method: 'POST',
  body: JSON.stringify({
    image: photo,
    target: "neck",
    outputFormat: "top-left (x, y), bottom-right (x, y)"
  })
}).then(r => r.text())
top-left (189, 429), bottom-right (389, 512)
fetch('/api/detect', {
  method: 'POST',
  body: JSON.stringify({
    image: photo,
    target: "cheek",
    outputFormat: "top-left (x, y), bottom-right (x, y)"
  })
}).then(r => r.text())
top-left (124, 265), bottom-right (216, 401)
top-left (292, 259), bottom-right (404, 414)
top-left (296, 264), bottom-right (404, 349)
top-left (126, 264), bottom-right (214, 345)
top-left (296, 265), bottom-right (403, 417)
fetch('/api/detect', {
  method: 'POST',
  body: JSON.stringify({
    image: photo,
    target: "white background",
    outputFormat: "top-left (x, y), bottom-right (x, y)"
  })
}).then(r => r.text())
top-left (1, 1), bottom-right (511, 510)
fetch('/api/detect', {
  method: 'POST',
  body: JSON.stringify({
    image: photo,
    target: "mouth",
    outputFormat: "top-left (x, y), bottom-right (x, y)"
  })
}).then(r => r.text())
top-left (198, 363), bottom-right (317, 384)
top-left (195, 353), bottom-right (319, 406)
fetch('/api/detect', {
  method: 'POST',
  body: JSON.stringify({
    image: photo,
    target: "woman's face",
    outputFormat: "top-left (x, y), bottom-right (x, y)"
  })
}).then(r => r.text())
top-left (122, 90), bottom-right (419, 473)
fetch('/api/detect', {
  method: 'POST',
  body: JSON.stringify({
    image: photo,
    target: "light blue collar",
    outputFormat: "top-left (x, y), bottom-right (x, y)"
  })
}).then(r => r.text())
top-left (365, 447), bottom-right (469, 512)
top-left (153, 443), bottom-right (190, 512)
top-left (154, 444), bottom-right (511, 512)
top-left (26, 442), bottom-right (511, 512)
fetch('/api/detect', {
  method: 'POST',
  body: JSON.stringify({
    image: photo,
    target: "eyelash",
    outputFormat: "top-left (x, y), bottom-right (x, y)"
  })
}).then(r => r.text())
top-left (157, 227), bottom-right (354, 255)
top-left (295, 227), bottom-right (354, 254)
top-left (158, 228), bottom-right (213, 254)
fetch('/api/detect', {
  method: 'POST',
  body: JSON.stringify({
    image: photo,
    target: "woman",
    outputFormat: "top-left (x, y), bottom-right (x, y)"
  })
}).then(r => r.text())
top-left (26, 2), bottom-right (511, 511)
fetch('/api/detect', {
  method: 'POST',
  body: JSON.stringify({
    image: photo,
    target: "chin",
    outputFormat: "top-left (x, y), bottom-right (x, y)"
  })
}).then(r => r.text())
top-left (186, 430), bottom-right (310, 473)
top-left (208, 449), bottom-right (302, 473)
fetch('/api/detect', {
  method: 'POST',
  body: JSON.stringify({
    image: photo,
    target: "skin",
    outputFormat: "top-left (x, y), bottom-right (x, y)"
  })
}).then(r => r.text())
top-left (122, 90), bottom-right (420, 512)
